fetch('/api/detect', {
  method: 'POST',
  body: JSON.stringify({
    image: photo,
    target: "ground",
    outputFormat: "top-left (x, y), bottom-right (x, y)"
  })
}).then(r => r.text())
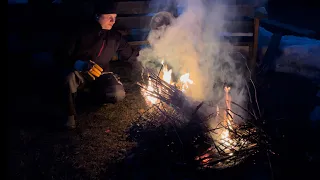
top-left (7, 37), bottom-right (320, 180)
top-left (8, 57), bottom-right (319, 179)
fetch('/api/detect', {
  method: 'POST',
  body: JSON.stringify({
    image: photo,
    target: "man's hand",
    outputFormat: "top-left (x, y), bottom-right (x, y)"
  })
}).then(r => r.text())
top-left (74, 60), bottom-right (103, 80)
top-left (87, 61), bottom-right (103, 80)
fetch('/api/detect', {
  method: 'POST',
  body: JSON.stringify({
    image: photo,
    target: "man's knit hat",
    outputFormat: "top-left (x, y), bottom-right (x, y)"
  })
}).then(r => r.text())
top-left (94, 0), bottom-right (117, 15)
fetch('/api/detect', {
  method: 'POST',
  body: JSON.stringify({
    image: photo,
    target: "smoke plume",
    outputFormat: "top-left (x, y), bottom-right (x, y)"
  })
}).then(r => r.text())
top-left (138, 0), bottom-right (250, 120)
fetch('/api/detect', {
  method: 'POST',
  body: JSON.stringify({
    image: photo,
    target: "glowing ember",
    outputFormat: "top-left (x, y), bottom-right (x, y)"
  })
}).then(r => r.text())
top-left (220, 86), bottom-right (235, 153)
top-left (220, 130), bottom-right (233, 147)
top-left (224, 86), bottom-right (233, 130)
top-left (195, 86), bottom-right (259, 169)
top-left (211, 86), bottom-right (241, 155)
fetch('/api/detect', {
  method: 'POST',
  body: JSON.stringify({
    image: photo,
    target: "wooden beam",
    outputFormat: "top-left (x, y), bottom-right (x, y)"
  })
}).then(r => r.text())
top-left (114, 16), bottom-right (152, 29)
top-left (222, 5), bottom-right (255, 17)
top-left (250, 18), bottom-right (259, 71)
top-left (115, 1), bottom-right (177, 15)
top-left (115, 2), bottom-right (254, 16)
top-left (115, 16), bottom-right (254, 32)
top-left (115, 1), bottom-right (150, 14)
top-left (128, 41), bottom-right (149, 46)
top-left (260, 19), bottom-right (317, 38)
top-left (223, 20), bottom-right (254, 33)
top-left (261, 33), bottom-right (283, 72)
top-left (127, 40), bottom-right (253, 47)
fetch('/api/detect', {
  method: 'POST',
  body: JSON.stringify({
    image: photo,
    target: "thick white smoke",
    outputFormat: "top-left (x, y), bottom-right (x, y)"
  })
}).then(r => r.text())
top-left (138, 0), bottom-right (250, 120)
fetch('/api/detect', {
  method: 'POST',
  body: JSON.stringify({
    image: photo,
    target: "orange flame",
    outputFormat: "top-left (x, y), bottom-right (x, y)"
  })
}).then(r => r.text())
top-left (143, 63), bottom-right (193, 105)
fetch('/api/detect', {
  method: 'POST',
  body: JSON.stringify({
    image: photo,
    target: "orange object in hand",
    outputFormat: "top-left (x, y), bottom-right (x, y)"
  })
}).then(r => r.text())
top-left (87, 71), bottom-right (96, 80)
top-left (92, 67), bottom-right (102, 75)
top-left (93, 64), bottom-right (103, 72)
top-left (90, 60), bottom-right (103, 71)
top-left (86, 60), bottom-right (104, 80)
top-left (89, 68), bottom-right (101, 77)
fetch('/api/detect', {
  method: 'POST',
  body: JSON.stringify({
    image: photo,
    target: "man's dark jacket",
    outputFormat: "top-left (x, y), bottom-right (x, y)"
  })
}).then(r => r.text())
top-left (56, 21), bottom-right (138, 72)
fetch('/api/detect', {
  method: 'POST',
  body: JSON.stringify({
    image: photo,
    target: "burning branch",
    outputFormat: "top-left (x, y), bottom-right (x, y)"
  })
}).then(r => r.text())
top-left (193, 53), bottom-right (271, 170)
top-left (138, 67), bottom-right (192, 110)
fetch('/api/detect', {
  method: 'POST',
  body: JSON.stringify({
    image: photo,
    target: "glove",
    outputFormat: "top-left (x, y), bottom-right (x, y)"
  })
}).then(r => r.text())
top-left (74, 60), bottom-right (103, 80)
top-left (74, 60), bottom-right (90, 71)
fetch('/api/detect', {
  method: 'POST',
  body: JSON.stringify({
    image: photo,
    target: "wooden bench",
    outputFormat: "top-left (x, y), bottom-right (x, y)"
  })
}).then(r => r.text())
top-left (110, 1), bottom-right (178, 79)
top-left (113, 1), bottom-right (178, 48)
top-left (112, 1), bottom-right (262, 73)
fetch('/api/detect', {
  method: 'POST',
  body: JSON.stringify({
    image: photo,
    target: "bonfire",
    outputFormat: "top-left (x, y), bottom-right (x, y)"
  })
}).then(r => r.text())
top-left (139, 61), bottom-right (193, 107)
top-left (136, 58), bottom-right (269, 169)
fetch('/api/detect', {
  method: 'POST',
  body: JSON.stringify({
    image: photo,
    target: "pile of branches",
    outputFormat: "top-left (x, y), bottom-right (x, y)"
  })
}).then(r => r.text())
top-left (137, 69), bottom-right (189, 111)
top-left (196, 113), bottom-right (269, 169)
top-left (132, 57), bottom-right (271, 170)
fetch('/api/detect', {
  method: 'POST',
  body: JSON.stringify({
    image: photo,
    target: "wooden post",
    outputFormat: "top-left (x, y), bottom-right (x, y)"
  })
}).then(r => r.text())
top-left (262, 33), bottom-right (283, 72)
top-left (250, 17), bottom-right (260, 80)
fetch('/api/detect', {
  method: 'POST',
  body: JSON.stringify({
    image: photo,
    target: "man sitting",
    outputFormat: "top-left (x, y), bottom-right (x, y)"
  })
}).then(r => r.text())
top-left (57, 1), bottom-right (139, 129)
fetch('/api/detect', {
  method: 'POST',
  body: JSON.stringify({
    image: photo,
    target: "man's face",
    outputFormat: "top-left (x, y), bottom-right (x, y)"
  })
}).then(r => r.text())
top-left (98, 14), bottom-right (117, 30)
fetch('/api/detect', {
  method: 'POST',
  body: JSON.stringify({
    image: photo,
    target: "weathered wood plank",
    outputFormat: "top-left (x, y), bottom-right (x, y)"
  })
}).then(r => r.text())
top-left (115, 1), bottom-right (254, 17)
top-left (221, 5), bottom-right (255, 17)
top-left (114, 16), bottom-right (152, 29)
top-left (115, 1), bottom-right (176, 15)
top-left (115, 16), bottom-right (254, 32)
top-left (223, 19), bottom-right (254, 33)
top-left (128, 41), bottom-right (149, 46)
top-left (127, 40), bottom-right (253, 46)
top-left (115, 1), bottom-right (150, 14)
top-left (123, 29), bottom-right (254, 43)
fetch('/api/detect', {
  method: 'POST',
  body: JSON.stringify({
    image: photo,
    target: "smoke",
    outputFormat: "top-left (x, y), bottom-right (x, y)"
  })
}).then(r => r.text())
top-left (138, 0), bottom-right (249, 120)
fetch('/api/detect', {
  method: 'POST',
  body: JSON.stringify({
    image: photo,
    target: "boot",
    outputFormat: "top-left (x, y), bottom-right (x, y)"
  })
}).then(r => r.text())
top-left (64, 92), bottom-right (77, 129)
top-left (64, 115), bottom-right (76, 129)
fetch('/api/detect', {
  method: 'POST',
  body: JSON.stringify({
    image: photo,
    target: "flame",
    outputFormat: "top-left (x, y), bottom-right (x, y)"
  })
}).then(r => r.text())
top-left (218, 86), bottom-right (236, 154)
top-left (224, 86), bottom-right (233, 130)
top-left (145, 74), bottom-right (159, 104)
top-left (162, 65), bottom-right (172, 84)
top-left (220, 129), bottom-right (234, 149)
top-left (179, 73), bottom-right (194, 92)
top-left (143, 62), bottom-right (194, 105)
